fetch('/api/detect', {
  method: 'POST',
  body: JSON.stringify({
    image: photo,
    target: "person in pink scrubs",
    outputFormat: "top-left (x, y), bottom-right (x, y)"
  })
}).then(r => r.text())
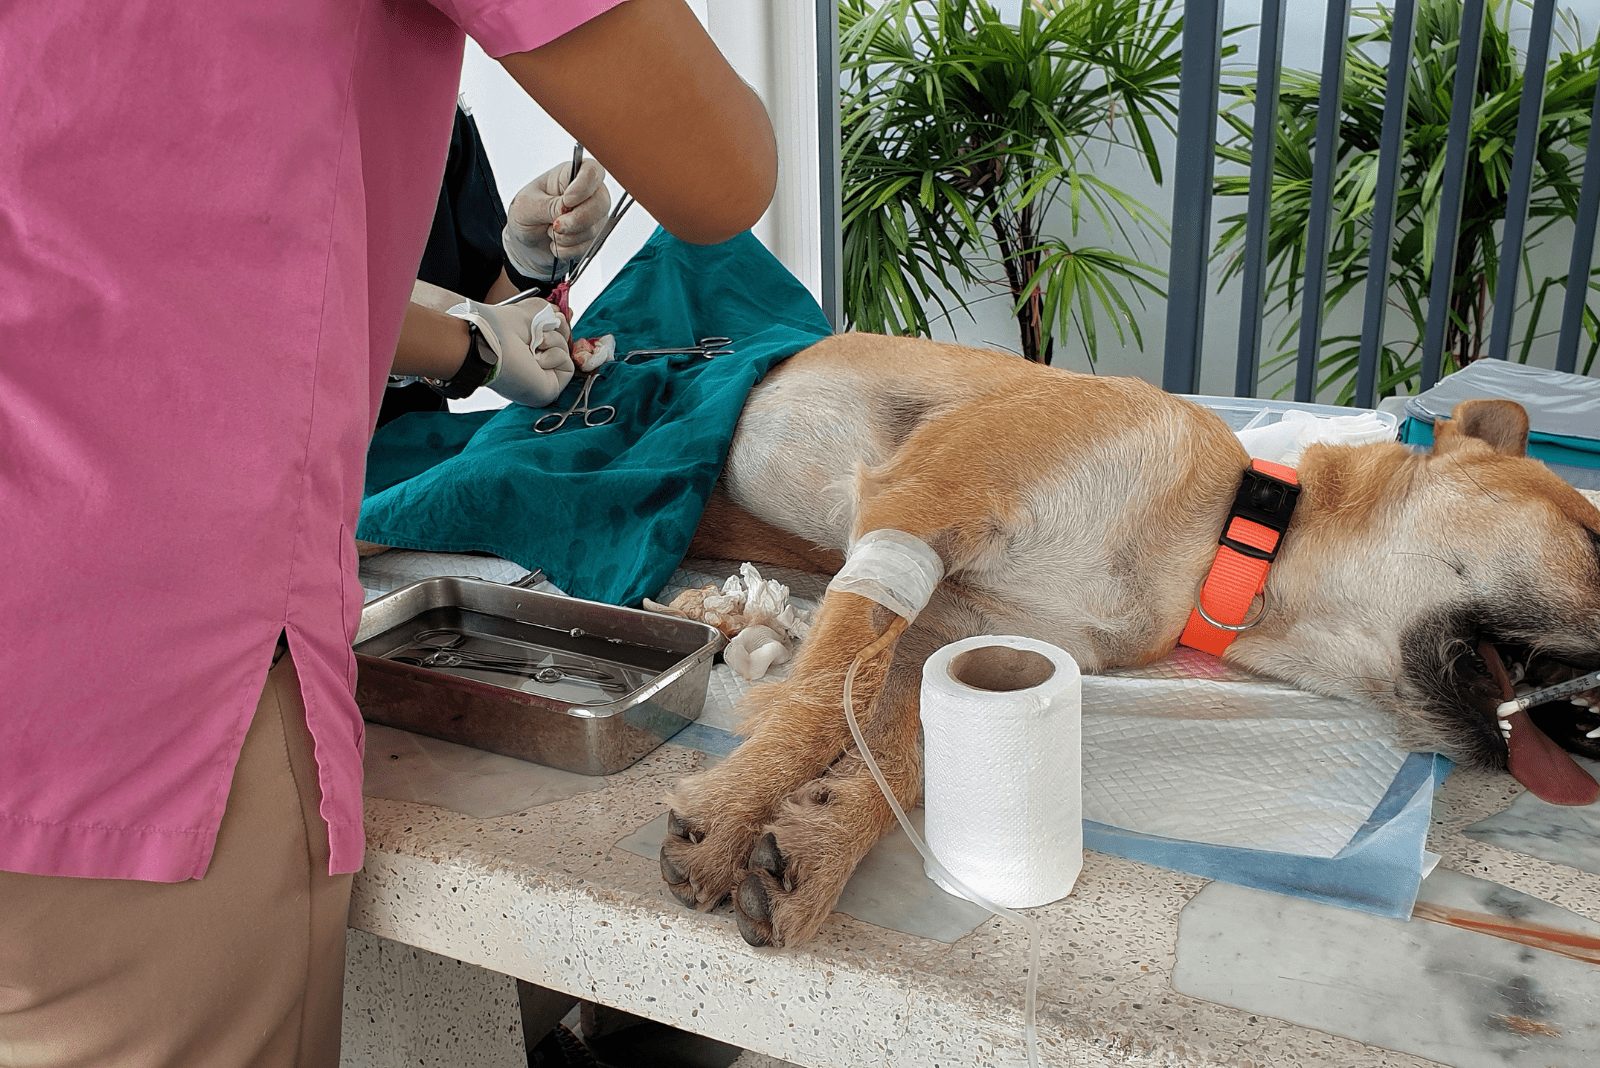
top-left (0, 1), bottom-right (775, 1065)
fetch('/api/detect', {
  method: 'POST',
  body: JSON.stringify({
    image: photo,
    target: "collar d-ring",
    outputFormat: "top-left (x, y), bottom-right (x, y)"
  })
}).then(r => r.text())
top-left (1192, 578), bottom-right (1270, 633)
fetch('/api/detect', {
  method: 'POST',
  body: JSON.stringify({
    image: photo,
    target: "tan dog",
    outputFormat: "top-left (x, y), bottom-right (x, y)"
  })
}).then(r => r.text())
top-left (662, 333), bottom-right (1600, 948)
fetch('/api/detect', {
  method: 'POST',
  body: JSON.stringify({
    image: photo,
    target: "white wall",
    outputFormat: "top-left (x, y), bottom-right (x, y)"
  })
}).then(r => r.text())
top-left (457, 3), bottom-right (822, 312)
top-left (451, 2), bottom-right (823, 410)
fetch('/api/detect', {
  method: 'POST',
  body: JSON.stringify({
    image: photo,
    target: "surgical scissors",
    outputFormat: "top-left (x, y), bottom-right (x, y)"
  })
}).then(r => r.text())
top-left (623, 337), bottom-right (735, 361)
top-left (532, 369), bottom-right (615, 433)
top-left (498, 191), bottom-right (637, 308)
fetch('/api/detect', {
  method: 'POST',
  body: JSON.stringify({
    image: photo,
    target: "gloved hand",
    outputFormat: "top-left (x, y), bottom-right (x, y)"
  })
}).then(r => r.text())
top-left (446, 298), bottom-right (573, 408)
top-left (503, 158), bottom-right (612, 281)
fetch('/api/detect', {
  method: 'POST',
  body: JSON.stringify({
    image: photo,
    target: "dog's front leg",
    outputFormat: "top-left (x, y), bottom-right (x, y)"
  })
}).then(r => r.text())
top-left (663, 459), bottom-right (1002, 932)
top-left (660, 589), bottom-right (927, 914)
top-left (727, 590), bottom-right (972, 947)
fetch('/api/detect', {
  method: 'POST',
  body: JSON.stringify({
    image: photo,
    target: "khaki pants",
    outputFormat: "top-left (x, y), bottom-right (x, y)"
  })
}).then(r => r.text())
top-left (0, 651), bottom-right (354, 1067)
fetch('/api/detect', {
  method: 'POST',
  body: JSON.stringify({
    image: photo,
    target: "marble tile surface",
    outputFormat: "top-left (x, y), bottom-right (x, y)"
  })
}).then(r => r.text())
top-left (1463, 758), bottom-right (1600, 877)
top-left (347, 550), bottom-right (1600, 1068)
top-left (362, 723), bottom-right (609, 818)
top-left (1172, 870), bottom-right (1600, 1068)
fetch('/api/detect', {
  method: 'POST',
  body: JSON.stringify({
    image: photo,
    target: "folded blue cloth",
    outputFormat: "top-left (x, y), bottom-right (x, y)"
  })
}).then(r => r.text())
top-left (359, 229), bottom-right (831, 606)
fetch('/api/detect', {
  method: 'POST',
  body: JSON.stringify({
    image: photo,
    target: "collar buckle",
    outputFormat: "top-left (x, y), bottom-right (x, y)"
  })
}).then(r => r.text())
top-left (1219, 463), bottom-right (1300, 562)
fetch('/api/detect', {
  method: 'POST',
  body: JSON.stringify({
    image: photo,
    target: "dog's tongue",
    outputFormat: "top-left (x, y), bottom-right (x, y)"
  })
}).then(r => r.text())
top-left (1480, 640), bottom-right (1600, 806)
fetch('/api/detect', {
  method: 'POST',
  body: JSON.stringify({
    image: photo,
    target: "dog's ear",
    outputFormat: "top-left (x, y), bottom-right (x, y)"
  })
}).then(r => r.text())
top-left (1434, 399), bottom-right (1529, 458)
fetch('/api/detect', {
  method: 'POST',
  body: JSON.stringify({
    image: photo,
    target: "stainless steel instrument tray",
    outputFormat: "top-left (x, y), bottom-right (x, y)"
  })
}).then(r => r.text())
top-left (354, 577), bottom-right (724, 776)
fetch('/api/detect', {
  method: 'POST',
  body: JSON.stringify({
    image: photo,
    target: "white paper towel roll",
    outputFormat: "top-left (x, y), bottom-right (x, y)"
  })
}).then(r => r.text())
top-left (921, 635), bottom-right (1083, 908)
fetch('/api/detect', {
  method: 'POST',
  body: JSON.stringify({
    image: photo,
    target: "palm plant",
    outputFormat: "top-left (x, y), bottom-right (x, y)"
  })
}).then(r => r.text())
top-left (1215, 0), bottom-right (1600, 402)
top-left (840, 0), bottom-right (1188, 364)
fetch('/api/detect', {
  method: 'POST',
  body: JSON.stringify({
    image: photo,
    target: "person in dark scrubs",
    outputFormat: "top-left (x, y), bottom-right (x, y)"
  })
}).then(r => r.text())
top-left (380, 102), bottom-right (612, 426)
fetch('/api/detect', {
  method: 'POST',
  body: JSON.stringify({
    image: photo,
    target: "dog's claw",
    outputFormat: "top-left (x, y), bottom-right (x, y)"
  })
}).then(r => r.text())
top-left (734, 875), bottom-right (774, 946)
top-left (735, 910), bottom-right (771, 947)
top-left (660, 848), bottom-right (686, 885)
top-left (666, 809), bottom-right (703, 844)
top-left (749, 832), bottom-right (787, 882)
top-left (735, 874), bottom-right (771, 921)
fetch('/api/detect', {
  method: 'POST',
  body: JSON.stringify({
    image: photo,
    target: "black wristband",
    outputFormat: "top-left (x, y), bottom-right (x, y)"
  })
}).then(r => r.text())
top-left (428, 322), bottom-right (498, 400)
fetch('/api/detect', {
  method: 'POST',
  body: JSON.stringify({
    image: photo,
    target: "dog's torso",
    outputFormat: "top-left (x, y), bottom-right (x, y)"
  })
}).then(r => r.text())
top-left (714, 333), bottom-right (1251, 671)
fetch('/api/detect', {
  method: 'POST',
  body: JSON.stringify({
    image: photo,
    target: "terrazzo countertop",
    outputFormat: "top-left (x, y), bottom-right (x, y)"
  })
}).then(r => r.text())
top-left (351, 522), bottom-right (1600, 1068)
top-left (348, 731), bottom-right (1600, 1068)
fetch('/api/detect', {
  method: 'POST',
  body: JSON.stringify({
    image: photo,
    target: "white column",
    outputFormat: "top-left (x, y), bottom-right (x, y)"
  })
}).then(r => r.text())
top-left (705, 2), bottom-right (822, 303)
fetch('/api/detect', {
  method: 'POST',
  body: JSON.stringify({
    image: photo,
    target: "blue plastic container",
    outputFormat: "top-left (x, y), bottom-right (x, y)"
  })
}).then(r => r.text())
top-left (1397, 359), bottom-right (1600, 490)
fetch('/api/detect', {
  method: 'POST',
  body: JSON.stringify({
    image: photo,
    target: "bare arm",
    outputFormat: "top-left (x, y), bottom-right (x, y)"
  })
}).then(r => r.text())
top-left (498, 0), bottom-right (776, 245)
top-left (484, 269), bottom-right (520, 304)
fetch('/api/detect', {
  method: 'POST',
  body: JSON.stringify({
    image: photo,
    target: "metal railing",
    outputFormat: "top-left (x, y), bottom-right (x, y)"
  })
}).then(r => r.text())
top-left (813, 0), bottom-right (1599, 401)
top-left (1161, 0), bottom-right (1600, 405)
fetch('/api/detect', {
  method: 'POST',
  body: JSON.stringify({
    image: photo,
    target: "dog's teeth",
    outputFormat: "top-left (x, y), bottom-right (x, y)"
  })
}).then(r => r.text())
top-left (1587, 724), bottom-right (1600, 739)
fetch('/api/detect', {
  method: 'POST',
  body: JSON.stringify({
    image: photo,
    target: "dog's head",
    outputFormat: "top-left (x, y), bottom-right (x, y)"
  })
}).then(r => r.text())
top-left (1237, 399), bottom-right (1600, 803)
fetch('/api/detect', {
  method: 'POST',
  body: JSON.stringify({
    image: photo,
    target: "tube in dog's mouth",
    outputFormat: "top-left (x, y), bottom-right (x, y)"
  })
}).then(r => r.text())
top-left (1477, 639), bottom-right (1600, 806)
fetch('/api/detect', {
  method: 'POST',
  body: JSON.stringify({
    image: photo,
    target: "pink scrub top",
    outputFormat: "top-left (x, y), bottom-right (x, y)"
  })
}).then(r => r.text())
top-left (0, 0), bottom-right (626, 882)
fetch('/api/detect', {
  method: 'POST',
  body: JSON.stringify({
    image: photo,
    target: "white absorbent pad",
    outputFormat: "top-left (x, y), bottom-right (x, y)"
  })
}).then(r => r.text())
top-left (1081, 649), bottom-right (1408, 858)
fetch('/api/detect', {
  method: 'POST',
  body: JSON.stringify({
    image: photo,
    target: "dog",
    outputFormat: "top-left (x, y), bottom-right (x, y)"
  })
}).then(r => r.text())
top-left (662, 332), bottom-right (1600, 949)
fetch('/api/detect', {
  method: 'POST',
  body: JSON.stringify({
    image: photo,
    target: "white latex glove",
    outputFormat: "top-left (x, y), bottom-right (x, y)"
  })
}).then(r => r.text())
top-left (503, 158), bottom-right (612, 280)
top-left (446, 298), bottom-right (573, 408)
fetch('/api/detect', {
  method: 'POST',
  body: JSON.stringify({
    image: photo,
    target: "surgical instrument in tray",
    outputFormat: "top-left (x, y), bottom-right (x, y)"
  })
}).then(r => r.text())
top-left (532, 368), bottom-right (615, 433)
top-left (395, 629), bottom-right (630, 690)
top-left (623, 337), bottom-right (735, 361)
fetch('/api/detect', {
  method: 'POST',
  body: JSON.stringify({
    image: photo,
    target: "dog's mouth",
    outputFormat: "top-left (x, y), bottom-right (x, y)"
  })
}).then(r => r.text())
top-left (1469, 638), bottom-right (1599, 806)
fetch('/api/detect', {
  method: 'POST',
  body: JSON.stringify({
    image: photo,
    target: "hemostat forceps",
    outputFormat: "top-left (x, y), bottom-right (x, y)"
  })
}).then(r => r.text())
top-left (623, 337), bottom-right (735, 361)
top-left (532, 369), bottom-right (615, 433)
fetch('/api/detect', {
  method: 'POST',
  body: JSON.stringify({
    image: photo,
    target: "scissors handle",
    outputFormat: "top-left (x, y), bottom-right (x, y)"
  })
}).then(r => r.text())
top-left (583, 405), bottom-right (617, 427)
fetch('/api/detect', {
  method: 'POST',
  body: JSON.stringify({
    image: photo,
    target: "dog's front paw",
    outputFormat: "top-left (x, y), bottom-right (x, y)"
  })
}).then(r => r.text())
top-left (660, 771), bottom-right (771, 911)
top-left (732, 781), bottom-right (852, 948)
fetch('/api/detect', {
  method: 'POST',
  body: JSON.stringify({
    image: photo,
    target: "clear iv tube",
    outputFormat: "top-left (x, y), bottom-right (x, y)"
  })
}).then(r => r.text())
top-left (842, 651), bottom-right (1045, 1068)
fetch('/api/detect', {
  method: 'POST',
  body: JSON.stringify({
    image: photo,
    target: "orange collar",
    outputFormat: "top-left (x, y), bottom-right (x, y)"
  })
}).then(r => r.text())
top-left (1178, 459), bottom-right (1301, 656)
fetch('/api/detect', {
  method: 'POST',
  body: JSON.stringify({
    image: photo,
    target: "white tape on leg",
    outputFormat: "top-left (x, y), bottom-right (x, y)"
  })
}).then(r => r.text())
top-left (827, 529), bottom-right (945, 622)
